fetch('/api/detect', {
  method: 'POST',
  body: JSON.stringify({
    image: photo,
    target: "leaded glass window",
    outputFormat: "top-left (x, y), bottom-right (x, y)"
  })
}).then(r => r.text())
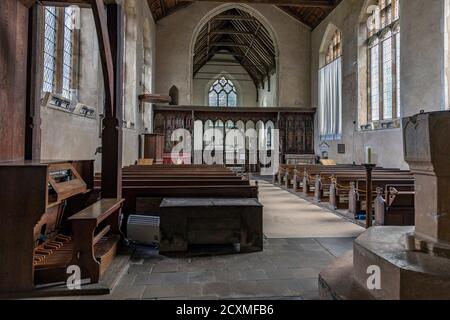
top-left (208, 77), bottom-right (237, 107)
top-left (43, 6), bottom-right (57, 93)
top-left (62, 7), bottom-right (74, 100)
top-left (325, 30), bottom-right (342, 65)
top-left (367, 0), bottom-right (400, 123)
top-left (42, 6), bottom-right (77, 100)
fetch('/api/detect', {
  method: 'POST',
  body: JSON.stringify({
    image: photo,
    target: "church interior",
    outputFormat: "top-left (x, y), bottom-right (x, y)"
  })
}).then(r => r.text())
top-left (2, 0), bottom-right (450, 302)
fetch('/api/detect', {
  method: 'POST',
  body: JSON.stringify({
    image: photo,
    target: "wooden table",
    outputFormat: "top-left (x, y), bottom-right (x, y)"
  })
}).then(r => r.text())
top-left (159, 198), bottom-right (263, 254)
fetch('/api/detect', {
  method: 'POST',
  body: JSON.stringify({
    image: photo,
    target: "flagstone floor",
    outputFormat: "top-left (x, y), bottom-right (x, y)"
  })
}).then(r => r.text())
top-left (69, 182), bottom-right (364, 300)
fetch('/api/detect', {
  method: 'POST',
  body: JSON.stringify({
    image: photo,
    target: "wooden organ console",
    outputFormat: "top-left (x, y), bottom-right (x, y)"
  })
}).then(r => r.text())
top-left (0, 160), bottom-right (124, 294)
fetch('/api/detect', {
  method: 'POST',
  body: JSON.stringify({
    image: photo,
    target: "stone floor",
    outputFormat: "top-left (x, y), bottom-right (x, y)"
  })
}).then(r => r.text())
top-left (100, 237), bottom-right (353, 300)
top-left (73, 181), bottom-right (364, 300)
top-left (259, 181), bottom-right (365, 238)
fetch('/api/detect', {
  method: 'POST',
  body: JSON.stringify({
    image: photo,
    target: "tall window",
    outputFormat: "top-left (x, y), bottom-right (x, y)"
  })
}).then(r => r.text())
top-left (208, 76), bottom-right (237, 107)
top-left (62, 7), bottom-right (74, 100)
top-left (367, 0), bottom-right (400, 123)
top-left (325, 30), bottom-right (342, 65)
top-left (42, 6), bottom-right (77, 100)
top-left (319, 29), bottom-right (343, 141)
top-left (43, 6), bottom-right (57, 93)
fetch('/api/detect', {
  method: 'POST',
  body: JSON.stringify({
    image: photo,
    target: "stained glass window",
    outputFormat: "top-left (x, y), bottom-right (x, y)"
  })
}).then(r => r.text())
top-left (208, 76), bottom-right (238, 107)
top-left (367, 0), bottom-right (400, 122)
top-left (43, 6), bottom-right (57, 93)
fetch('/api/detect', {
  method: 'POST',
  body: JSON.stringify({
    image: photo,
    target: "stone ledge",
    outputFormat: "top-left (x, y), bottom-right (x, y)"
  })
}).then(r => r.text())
top-left (319, 251), bottom-right (374, 300)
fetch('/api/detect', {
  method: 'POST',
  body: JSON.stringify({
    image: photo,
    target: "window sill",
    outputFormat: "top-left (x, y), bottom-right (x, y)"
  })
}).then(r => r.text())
top-left (42, 92), bottom-right (96, 121)
top-left (359, 119), bottom-right (401, 132)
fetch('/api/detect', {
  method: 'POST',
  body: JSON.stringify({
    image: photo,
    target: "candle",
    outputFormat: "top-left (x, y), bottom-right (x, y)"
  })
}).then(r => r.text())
top-left (365, 147), bottom-right (373, 164)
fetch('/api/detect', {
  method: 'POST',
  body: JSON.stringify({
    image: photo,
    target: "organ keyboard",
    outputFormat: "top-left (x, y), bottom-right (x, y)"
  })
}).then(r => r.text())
top-left (0, 160), bottom-right (124, 294)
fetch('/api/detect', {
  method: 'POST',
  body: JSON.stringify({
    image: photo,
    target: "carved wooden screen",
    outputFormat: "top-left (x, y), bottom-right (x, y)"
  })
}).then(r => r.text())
top-left (153, 108), bottom-right (315, 159)
top-left (153, 111), bottom-right (193, 153)
top-left (279, 113), bottom-right (314, 155)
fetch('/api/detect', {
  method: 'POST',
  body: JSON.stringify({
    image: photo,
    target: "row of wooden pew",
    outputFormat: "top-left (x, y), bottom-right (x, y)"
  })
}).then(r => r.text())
top-left (273, 164), bottom-right (415, 226)
top-left (94, 165), bottom-right (258, 228)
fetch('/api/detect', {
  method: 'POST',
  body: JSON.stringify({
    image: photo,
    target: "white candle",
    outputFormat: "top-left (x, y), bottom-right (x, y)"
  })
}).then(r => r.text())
top-left (365, 147), bottom-right (373, 164)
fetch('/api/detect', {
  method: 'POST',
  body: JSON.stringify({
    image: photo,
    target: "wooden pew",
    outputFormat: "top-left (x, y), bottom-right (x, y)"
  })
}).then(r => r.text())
top-left (348, 178), bottom-right (414, 216)
top-left (122, 184), bottom-right (258, 214)
top-left (96, 165), bottom-right (259, 230)
top-left (322, 170), bottom-right (410, 204)
top-left (328, 173), bottom-right (412, 211)
top-left (274, 165), bottom-right (296, 186)
top-left (275, 163), bottom-right (416, 226)
top-left (374, 185), bottom-right (415, 226)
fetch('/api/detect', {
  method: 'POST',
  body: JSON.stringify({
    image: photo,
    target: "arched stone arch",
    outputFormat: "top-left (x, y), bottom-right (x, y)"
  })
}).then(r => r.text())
top-left (359, 0), bottom-right (379, 23)
top-left (189, 3), bottom-right (280, 106)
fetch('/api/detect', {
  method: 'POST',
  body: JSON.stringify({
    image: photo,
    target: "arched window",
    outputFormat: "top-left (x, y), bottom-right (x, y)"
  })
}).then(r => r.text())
top-left (325, 30), bottom-right (342, 65)
top-left (367, 0), bottom-right (400, 122)
top-left (43, 6), bottom-right (77, 100)
top-left (319, 27), bottom-right (343, 141)
top-left (169, 86), bottom-right (179, 106)
top-left (62, 7), bottom-right (75, 100)
top-left (208, 76), bottom-right (237, 107)
top-left (43, 7), bottom-right (57, 94)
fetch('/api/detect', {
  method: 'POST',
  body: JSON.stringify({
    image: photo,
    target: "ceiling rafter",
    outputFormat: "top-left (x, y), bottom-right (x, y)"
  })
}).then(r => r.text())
top-left (193, 8), bottom-right (276, 86)
top-left (146, 0), bottom-right (341, 29)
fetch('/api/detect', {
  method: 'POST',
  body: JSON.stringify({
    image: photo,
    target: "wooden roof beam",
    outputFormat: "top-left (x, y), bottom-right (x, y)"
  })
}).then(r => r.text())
top-left (211, 42), bottom-right (249, 49)
top-left (20, 0), bottom-right (91, 8)
top-left (184, 0), bottom-right (334, 8)
top-left (211, 29), bottom-right (253, 36)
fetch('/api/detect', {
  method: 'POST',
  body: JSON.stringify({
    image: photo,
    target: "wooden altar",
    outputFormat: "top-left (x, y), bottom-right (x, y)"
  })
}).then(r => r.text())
top-left (153, 105), bottom-right (316, 169)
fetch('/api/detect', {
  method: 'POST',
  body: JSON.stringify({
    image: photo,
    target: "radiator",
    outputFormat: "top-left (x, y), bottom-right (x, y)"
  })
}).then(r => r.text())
top-left (127, 215), bottom-right (160, 245)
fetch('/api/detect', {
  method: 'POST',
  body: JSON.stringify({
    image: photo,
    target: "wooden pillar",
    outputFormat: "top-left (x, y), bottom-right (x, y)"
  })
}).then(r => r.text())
top-left (25, 3), bottom-right (43, 160)
top-left (100, 2), bottom-right (123, 199)
top-left (364, 164), bottom-right (376, 229)
top-left (191, 110), bottom-right (195, 164)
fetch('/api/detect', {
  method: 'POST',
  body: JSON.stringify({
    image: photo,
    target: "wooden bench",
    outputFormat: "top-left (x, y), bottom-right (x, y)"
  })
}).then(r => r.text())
top-left (374, 185), bottom-right (415, 226)
top-left (122, 184), bottom-right (258, 214)
top-left (274, 163), bottom-right (416, 227)
top-left (347, 178), bottom-right (414, 215)
top-left (159, 198), bottom-right (263, 254)
top-left (66, 198), bottom-right (124, 283)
